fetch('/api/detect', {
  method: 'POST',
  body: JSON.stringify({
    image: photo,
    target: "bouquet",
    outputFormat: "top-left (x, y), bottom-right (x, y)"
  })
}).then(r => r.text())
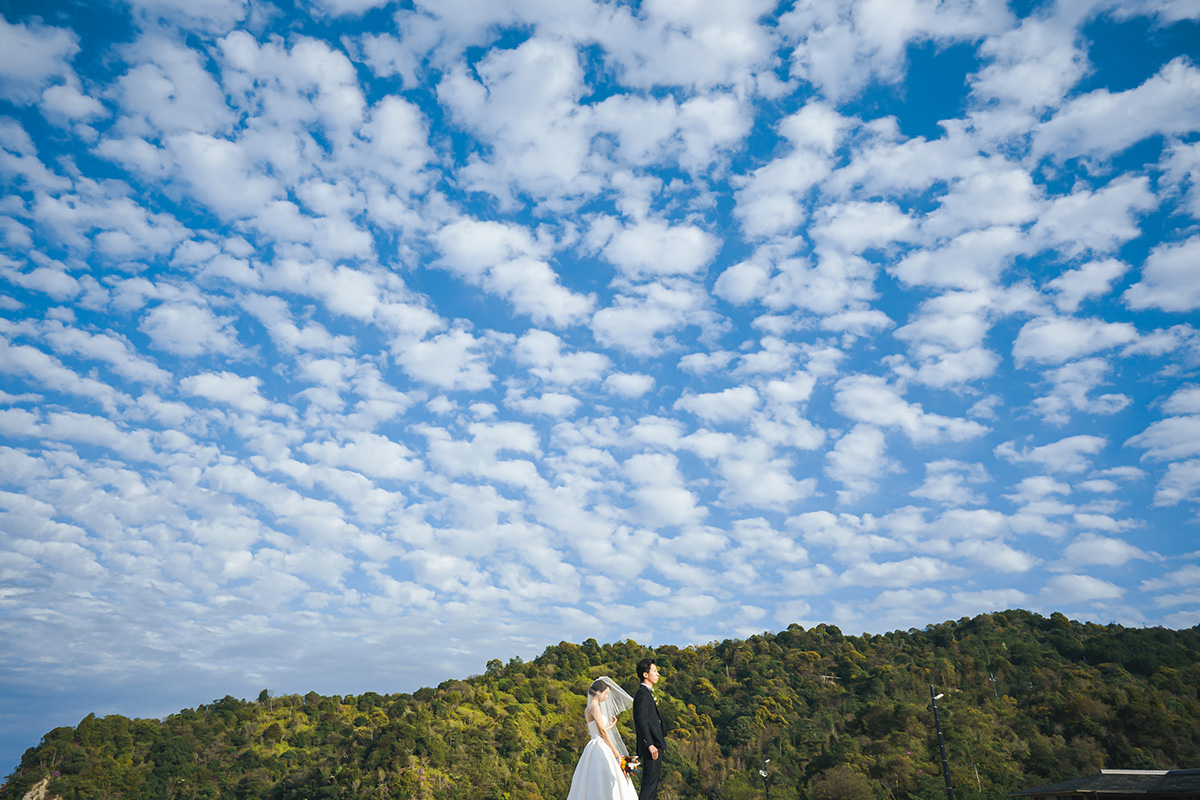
top-left (620, 755), bottom-right (641, 778)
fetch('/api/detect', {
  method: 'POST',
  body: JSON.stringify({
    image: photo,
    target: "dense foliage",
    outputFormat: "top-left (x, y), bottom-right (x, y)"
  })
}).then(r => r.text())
top-left (3, 610), bottom-right (1198, 800)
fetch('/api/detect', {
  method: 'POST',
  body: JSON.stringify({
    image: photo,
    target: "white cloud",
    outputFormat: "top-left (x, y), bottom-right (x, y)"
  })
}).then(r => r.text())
top-left (825, 424), bottom-right (896, 504)
top-left (140, 302), bottom-right (241, 357)
top-left (928, 507), bottom-right (1009, 540)
top-left (951, 588), bottom-right (1033, 617)
top-left (437, 37), bottom-right (595, 201)
top-left (732, 104), bottom-right (849, 237)
top-left (604, 373), bottom-right (655, 398)
top-left (828, 117), bottom-right (981, 197)
top-left (910, 460), bottom-right (988, 506)
top-left (252, 201), bottom-right (373, 260)
top-left (812, 199), bottom-right (916, 252)
top-left (41, 321), bottom-right (171, 385)
top-left (995, 435), bottom-right (1107, 474)
top-left (0, 264), bottom-right (80, 301)
top-left (955, 539), bottom-right (1037, 573)
top-left (116, 35), bottom-right (234, 136)
top-left (713, 258), bottom-right (770, 305)
top-left (355, 32), bottom-right (414, 82)
top-left (241, 295), bottom-right (353, 355)
top-left (0, 118), bottom-right (72, 194)
top-left (1163, 385), bottom-right (1200, 415)
top-left (32, 179), bottom-right (188, 258)
top-left (599, 218), bottom-right (720, 279)
top-left (1127, 415), bottom-right (1200, 461)
top-left (735, 336), bottom-right (802, 375)
top-left (1162, 606), bottom-right (1200, 626)
top-left (221, 32), bottom-right (365, 146)
top-left (268, 262), bottom-right (397, 326)
top-left (892, 226), bottom-right (1025, 291)
top-left (1030, 358), bottom-right (1131, 425)
top-left (1057, 533), bottom-right (1155, 569)
top-left (33, 410), bottom-right (156, 460)
top-left (423, 422), bottom-right (542, 493)
top-left (513, 330), bottom-right (609, 386)
top-left (893, 290), bottom-right (1001, 387)
top-left (971, 13), bottom-right (1087, 111)
top-left (1124, 237), bottom-right (1200, 312)
top-left (1150, 459), bottom-right (1200, 506)
top-left (1141, 563), bottom-right (1200, 592)
top-left (0, 17), bottom-right (79, 104)
top-left (674, 386), bottom-right (760, 423)
top-left (1041, 573), bottom-right (1125, 603)
top-left (591, 279), bottom-right (720, 356)
top-left (726, 517), bottom-right (808, 564)
top-left (707, 439), bottom-right (815, 510)
top-left (782, 0), bottom-right (1010, 101)
top-left (623, 452), bottom-right (707, 528)
top-left (629, 416), bottom-right (686, 449)
top-left (871, 587), bottom-right (946, 609)
top-left (842, 556), bottom-right (966, 589)
top-left (507, 390), bottom-right (580, 418)
top-left (1032, 178), bottom-right (1157, 260)
top-left (40, 82), bottom-right (106, 125)
top-left (833, 374), bottom-right (988, 443)
top-left (1012, 316), bottom-right (1139, 366)
top-left (435, 217), bottom-right (544, 280)
top-left (595, 0), bottom-right (777, 92)
top-left (1048, 258), bottom-right (1129, 313)
top-left (166, 132), bottom-right (280, 218)
top-left (302, 432), bottom-right (422, 481)
top-left (435, 219), bottom-right (592, 326)
top-left (593, 92), bottom-right (752, 174)
top-left (788, 509), bottom-right (906, 563)
top-left (393, 329), bottom-right (495, 390)
top-left (312, 0), bottom-right (389, 17)
top-left (126, 0), bottom-right (249, 31)
top-left (358, 95), bottom-right (435, 195)
top-left (1035, 58), bottom-right (1200, 161)
top-left (1160, 140), bottom-right (1200, 220)
top-left (717, 244), bottom-right (889, 320)
top-left (923, 167), bottom-right (1040, 237)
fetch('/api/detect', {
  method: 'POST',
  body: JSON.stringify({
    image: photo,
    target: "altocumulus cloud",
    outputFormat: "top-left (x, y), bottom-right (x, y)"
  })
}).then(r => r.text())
top-left (1, 0), bottom-right (1200, 777)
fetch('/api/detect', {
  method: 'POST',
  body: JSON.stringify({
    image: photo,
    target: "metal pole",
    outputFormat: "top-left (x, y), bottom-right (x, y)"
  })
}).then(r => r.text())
top-left (930, 685), bottom-right (955, 800)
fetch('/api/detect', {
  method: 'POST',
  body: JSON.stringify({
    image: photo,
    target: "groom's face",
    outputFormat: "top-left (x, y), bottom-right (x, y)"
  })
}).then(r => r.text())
top-left (646, 663), bottom-right (659, 685)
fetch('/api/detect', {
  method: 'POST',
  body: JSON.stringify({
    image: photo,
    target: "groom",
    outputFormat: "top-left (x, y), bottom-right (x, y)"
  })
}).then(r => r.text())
top-left (633, 658), bottom-right (665, 800)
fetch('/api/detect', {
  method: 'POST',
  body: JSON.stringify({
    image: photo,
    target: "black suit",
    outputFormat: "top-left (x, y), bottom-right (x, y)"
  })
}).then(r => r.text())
top-left (633, 684), bottom-right (665, 800)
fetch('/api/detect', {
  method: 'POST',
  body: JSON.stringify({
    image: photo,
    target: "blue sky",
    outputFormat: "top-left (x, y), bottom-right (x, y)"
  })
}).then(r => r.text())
top-left (2, 0), bottom-right (1200, 778)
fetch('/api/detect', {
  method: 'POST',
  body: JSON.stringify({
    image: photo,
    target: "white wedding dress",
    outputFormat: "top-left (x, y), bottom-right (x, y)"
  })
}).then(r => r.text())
top-left (565, 717), bottom-right (639, 800)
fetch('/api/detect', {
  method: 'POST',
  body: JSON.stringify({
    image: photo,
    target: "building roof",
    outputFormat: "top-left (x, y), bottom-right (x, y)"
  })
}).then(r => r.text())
top-left (1013, 770), bottom-right (1200, 798)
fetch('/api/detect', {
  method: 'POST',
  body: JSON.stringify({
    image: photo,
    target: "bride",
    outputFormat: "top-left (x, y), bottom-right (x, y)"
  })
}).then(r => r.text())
top-left (566, 677), bottom-right (639, 800)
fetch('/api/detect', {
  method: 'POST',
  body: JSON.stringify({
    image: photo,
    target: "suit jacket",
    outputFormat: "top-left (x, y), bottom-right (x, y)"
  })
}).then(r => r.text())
top-left (633, 684), bottom-right (664, 755)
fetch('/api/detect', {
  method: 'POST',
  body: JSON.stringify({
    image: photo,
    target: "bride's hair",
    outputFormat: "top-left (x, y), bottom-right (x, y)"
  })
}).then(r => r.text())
top-left (587, 678), bottom-right (608, 697)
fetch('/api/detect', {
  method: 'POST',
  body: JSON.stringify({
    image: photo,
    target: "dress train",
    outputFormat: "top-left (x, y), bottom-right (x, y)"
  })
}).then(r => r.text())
top-left (565, 720), bottom-right (638, 800)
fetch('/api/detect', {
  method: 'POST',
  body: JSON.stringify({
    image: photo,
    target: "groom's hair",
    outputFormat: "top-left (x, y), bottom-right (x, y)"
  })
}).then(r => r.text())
top-left (637, 658), bottom-right (655, 682)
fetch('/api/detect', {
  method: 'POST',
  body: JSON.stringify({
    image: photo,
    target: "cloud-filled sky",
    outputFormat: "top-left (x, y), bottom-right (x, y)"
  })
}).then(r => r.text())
top-left (3, 0), bottom-right (1200, 776)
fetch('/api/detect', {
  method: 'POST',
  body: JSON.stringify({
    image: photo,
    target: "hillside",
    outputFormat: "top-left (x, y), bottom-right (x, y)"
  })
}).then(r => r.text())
top-left (2, 610), bottom-right (1198, 800)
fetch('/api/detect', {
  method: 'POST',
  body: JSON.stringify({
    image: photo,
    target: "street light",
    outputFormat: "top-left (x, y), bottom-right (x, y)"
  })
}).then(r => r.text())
top-left (759, 758), bottom-right (771, 800)
top-left (929, 685), bottom-right (955, 800)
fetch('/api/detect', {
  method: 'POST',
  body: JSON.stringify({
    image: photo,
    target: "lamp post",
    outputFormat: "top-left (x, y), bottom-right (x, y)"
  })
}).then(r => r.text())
top-left (930, 685), bottom-right (955, 800)
top-left (759, 758), bottom-right (771, 800)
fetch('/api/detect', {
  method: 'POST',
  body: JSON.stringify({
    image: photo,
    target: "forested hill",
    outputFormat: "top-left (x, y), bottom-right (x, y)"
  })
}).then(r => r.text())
top-left (3, 611), bottom-right (1199, 800)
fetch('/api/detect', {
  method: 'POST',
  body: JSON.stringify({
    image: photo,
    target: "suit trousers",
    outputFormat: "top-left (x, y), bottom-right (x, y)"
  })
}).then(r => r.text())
top-left (638, 747), bottom-right (661, 800)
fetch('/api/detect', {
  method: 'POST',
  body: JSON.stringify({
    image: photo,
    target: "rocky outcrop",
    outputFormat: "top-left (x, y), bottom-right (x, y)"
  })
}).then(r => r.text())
top-left (21, 777), bottom-right (57, 800)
